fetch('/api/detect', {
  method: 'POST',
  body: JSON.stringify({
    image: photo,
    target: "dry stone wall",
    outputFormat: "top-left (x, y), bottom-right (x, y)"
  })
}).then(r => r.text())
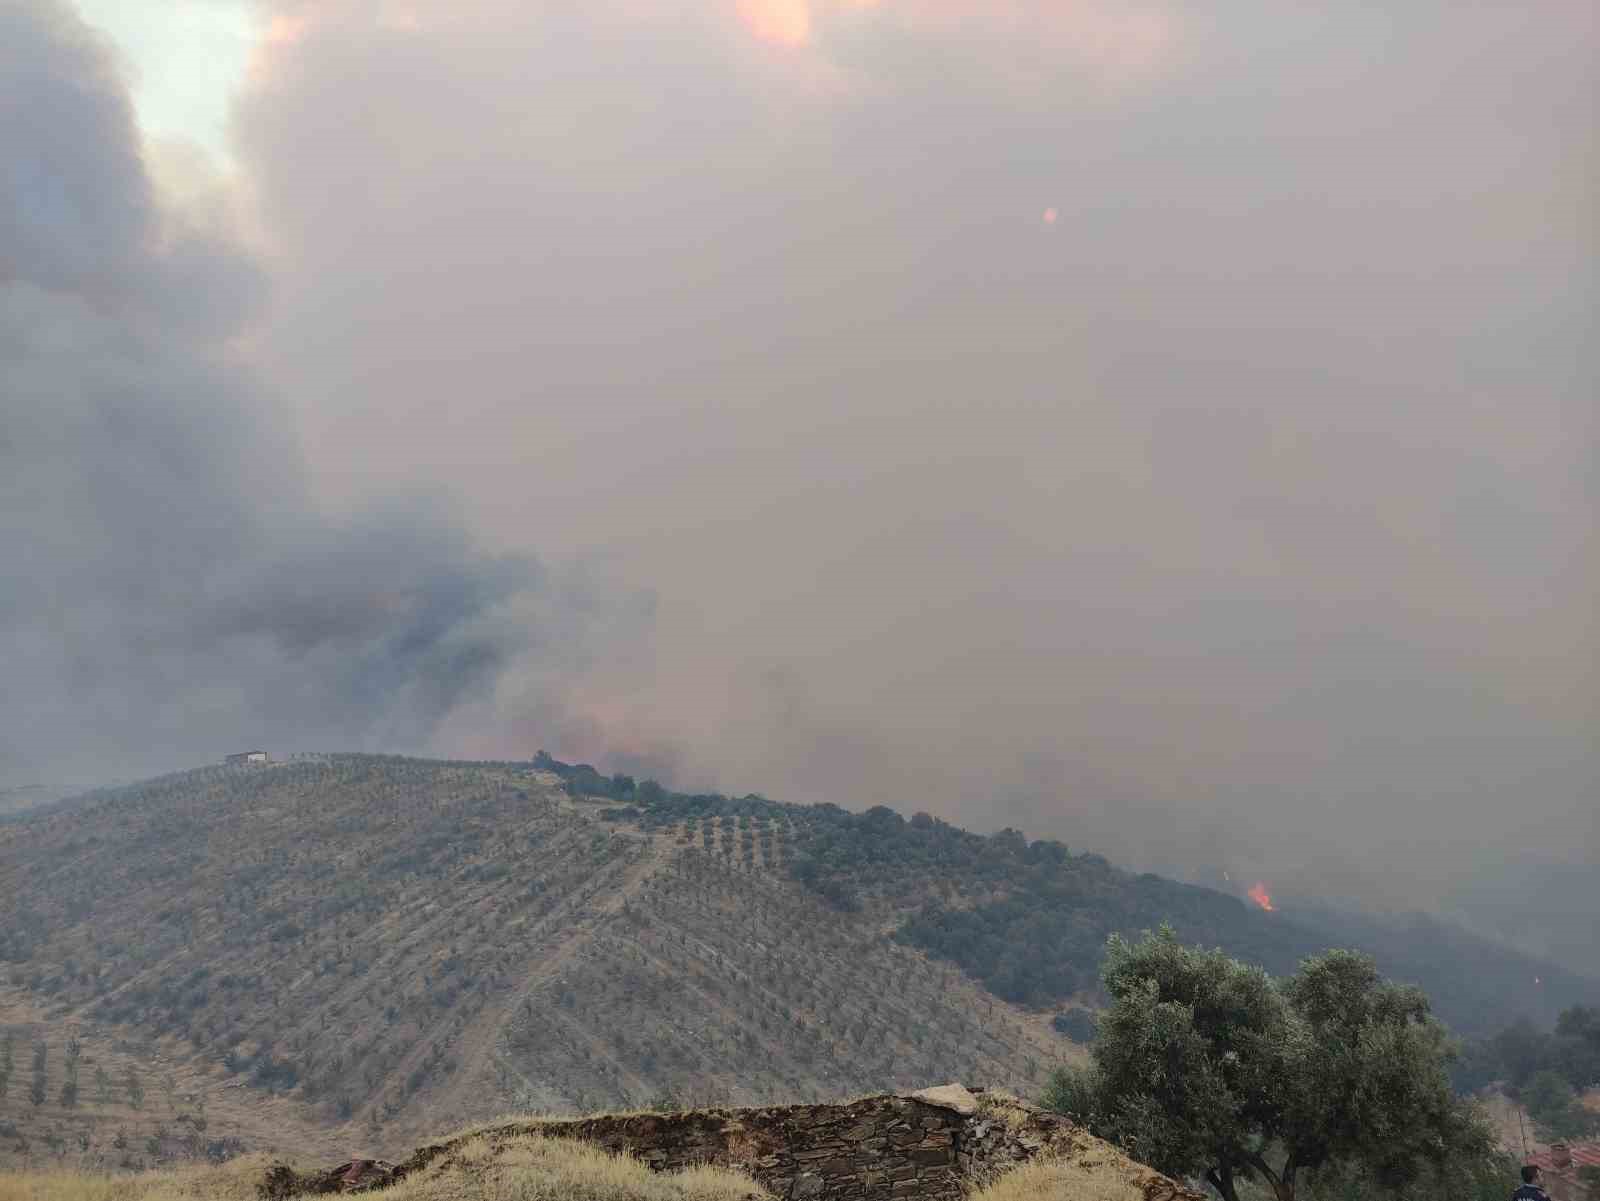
top-left (483, 1092), bottom-right (993, 1199)
top-left (268, 1085), bottom-right (1203, 1200)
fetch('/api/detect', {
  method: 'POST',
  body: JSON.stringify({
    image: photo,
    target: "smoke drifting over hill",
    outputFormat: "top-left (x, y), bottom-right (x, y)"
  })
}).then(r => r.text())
top-left (0, 1), bottom-right (649, 790)
top-left (4, 1), bottom-right (1595, 914)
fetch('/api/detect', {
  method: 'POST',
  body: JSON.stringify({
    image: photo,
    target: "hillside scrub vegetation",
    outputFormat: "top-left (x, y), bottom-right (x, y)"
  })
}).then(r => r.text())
top-left (1519, 1069), bottom-right (1600, 1142)
top-left (1042, 929), bottom-right (1499, 1201)
top-left (1450, 1004), bottom-right (1600, 1142)
top-left (533, 753), bottom-right (1594, 1036)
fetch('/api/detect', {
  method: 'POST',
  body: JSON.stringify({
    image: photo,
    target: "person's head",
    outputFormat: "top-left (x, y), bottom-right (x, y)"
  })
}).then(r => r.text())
top-left (1521, 1165), bottom-right (1541, 1185)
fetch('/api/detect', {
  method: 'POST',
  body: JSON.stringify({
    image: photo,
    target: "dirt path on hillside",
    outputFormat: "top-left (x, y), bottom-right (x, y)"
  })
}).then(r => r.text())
top-left (381, 829), bottom-right (685, 1143)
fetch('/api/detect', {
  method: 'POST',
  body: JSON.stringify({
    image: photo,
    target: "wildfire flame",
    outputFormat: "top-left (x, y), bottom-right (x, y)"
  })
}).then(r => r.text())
top-left (1247, 882), bottom-right (1275, 912)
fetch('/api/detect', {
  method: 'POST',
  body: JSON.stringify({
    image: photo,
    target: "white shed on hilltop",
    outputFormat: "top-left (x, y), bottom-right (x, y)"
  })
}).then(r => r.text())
top-left (224, 751), bottom-right (269, 765)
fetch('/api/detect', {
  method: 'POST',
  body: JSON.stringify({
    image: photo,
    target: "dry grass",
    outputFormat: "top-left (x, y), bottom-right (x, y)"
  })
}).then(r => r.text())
top-left (966, 1155), bottom-right (1152, 1201)
top-left (381, 1134), bottom-right (767, 1200)
top-left (427, 1107), bottom-right (672, 1145)
top-left (0, 1138), bottom-right (767, 1201)
top-left (433, 1087), bottom-right (898, 1144)
top-left (0, 1154), bottom-right (267, 1201)
top-left (974, 1088), bottom-right (1042, 1130)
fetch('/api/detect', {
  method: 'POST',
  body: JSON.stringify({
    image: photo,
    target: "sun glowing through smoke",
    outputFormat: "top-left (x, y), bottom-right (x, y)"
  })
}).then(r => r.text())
top-left (737, 0), bottom-right (812, 45)
top-left (1247, 882), bottom-right (1275, 912)
top-left (264, 12), bottom-right (311, 46)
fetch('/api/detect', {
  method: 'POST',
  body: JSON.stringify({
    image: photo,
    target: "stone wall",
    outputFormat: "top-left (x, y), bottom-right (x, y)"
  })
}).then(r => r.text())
top-left (457, 1090), bottom-right (992, 1199)
top-left (268, 1085), bottom-right (1204, 1200)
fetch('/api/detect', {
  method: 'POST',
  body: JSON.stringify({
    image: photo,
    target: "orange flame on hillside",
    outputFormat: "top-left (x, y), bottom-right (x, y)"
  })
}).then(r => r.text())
top-left (1247, 882), bottom-right (1274, 912)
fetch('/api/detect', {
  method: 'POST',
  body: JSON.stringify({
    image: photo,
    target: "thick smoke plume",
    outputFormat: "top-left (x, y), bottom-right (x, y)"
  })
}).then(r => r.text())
top-left (233, 0), bottom-right (1595, 911)
top-left (1, 0), bottom-right (647, 790)
top-left (4, 0), bottom-right (1595, 936)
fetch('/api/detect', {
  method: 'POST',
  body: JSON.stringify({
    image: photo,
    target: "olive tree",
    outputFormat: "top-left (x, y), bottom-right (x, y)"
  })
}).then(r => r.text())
top-left (1045, 927), bottom-right (1494, 1201)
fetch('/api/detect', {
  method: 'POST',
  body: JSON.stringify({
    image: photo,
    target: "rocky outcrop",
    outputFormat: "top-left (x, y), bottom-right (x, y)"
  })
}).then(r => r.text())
top-left (263, 1086), bottom-right (1203, 1200)
top-left (260, 1158), bottom-right (398, 1197)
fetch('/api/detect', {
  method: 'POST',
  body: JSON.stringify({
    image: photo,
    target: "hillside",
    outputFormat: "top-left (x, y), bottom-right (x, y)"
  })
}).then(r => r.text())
top-left (0, 757), bottom-right (1066, 1163)
top-left (0, 753), bottom-right (1591, 1169)
top-left (1443, 858), bottom-right (1600, 981)
top-left (0, 1012), bottom-right (347, 1170)
top-left (0, 787), bottom-right (64, 821)
top-left (530, 754), bottom-right (1594, 1035)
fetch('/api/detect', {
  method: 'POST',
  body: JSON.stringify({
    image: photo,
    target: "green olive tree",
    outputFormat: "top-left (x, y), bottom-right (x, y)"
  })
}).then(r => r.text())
top-left (1045, 927), bottom-right (1495, 1201)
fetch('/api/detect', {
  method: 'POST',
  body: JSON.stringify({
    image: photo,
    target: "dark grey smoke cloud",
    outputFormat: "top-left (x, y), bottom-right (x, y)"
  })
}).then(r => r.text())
top-left (0, 0), bottom-right (649, 790)
top-left (225, 0), bottom-right (1596, 915)
top-left (9, 0), bottom-right (1595, 931)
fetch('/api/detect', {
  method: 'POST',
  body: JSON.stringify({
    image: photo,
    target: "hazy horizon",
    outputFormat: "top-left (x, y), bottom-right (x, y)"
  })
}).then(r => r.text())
top-left (2, 1), bottom-right (1594, 927)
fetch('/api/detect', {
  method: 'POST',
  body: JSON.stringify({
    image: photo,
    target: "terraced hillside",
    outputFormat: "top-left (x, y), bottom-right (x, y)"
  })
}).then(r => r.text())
top-left (0, 1012), bottom-right (346, 1171)
top-left (0, 757), bottom-right (1063, 1162)
top-left (1, 753), bottom-right (1591, 1168)
top-left (533, 755), bottom-right (1595, 1036)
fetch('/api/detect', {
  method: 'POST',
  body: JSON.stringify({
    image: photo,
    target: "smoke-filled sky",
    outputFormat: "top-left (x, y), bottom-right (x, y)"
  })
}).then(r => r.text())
top-left (3, 0), bottom-right (1595, 913)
